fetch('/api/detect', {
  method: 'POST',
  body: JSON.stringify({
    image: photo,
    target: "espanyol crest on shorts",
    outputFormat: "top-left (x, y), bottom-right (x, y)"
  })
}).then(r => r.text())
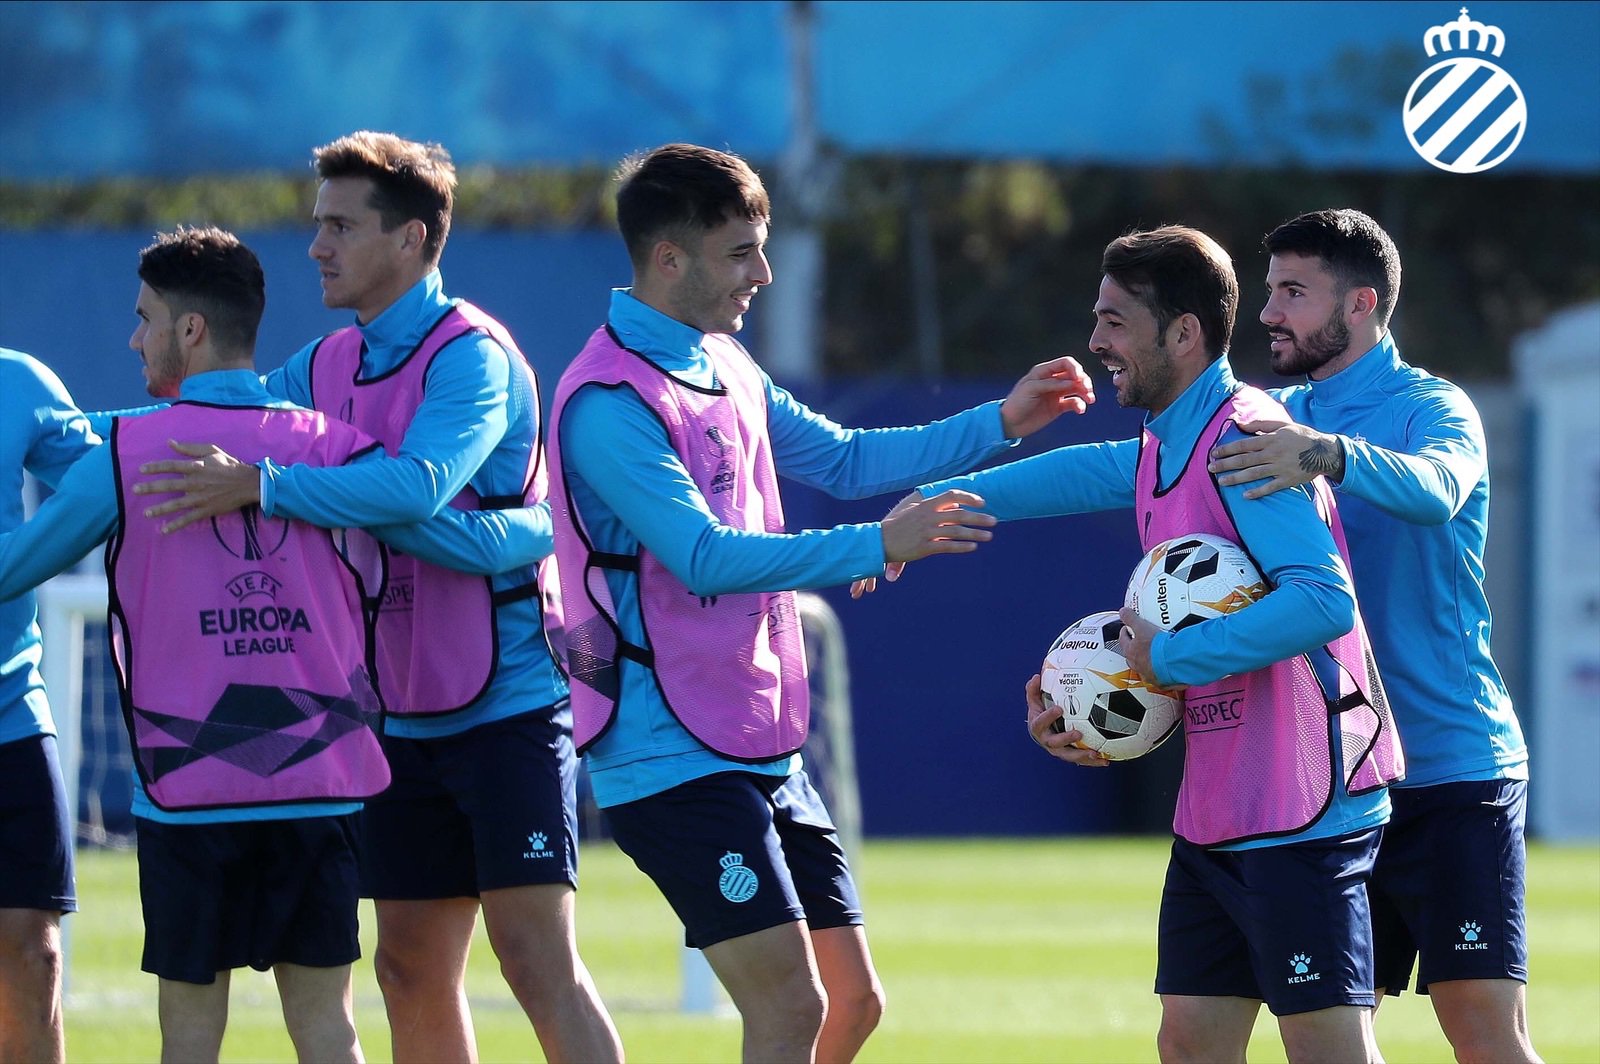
top-left (717, 851), bottom-right (759, 903)
top-left (1402, 8), bottom-right (1526, 174)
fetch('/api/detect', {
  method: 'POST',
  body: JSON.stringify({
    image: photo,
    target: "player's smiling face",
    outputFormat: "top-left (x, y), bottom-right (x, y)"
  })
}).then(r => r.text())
top-left (1261, 253), bottom-right (1351, 378)
top-left (308, 176), bottom-right (420, 324)
top-left (665, 214), bottom-right (772, 335)
top-left (1090, 276), bottom-right (1179, 413)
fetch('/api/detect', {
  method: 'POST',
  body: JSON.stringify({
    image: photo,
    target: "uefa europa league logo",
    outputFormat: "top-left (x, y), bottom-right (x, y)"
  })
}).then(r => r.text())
top-left (1402, 8), bottom-right (1527, 173)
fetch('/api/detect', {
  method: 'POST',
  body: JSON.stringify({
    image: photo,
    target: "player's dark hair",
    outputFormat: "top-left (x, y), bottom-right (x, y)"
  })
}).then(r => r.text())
top-left (137, 226), bottom-right (266, 355)
top-left (313, 131), bottom-right (456, 265)
top-left (1101, 226), bottom-right (1238, 360)
top-left (1264, 209), bottom-right (1402, 329)
top-left (614, 143), bottom-right (771, 268)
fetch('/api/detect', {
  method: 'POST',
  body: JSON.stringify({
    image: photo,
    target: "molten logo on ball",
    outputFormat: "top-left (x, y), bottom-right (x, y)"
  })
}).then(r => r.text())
top-left (1039, 611), bottom-right (1181, 761)
top-left (1126, 534), bottom-right (1267, 633)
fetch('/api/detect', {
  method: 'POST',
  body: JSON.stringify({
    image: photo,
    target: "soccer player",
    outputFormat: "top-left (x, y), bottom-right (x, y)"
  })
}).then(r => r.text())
top-left (0, 349), bottom-right (97, 1064)
top-left (547, 142), bottom-right (1094, 1063)
top-left (0, 227), bottom-right (530, 1062)
top-left (896, 226), bottom-right (1403, 1063)
top-left (1207, 208), bottom-right (1538, 1062)
top-left (129, 132), bottom-right (620, 1062)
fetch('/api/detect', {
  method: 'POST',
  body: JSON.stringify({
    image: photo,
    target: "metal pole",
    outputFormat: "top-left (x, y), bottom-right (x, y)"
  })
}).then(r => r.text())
top-left (762, 0), bottom-right (830, 383)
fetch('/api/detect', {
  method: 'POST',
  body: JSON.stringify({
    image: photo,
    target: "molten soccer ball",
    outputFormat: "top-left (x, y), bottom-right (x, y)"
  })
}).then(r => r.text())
top-left (1125, 534), bottom-right (1268, 632)
top-left (1038, 611), bottom-right (1181, 761)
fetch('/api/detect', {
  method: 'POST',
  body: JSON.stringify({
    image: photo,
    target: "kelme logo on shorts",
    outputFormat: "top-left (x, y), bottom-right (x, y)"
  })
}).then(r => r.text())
top-left (522, 831), bottom-right (556, 860)
top-left (718, 851), bottom-right (759, 903)
top-left (1402, 8), bottom-right (1526, 174)
top-left (1456, 919), bottom-right (1489, 950)
top-left (1286, 952), bottom-right (1321, 985)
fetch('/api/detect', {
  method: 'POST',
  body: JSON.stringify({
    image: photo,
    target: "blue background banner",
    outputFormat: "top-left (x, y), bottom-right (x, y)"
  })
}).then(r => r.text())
top-left (4, 1), bottom-right (1596, 178)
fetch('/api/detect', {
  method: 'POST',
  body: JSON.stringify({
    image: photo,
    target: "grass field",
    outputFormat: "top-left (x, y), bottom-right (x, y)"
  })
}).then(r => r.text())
top-left (63, 837), bottom-right (1599, 1063)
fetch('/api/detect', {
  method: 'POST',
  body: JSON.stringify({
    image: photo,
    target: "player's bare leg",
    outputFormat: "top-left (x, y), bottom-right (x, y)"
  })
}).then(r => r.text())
top-left (274, 961), bottom-right (363, 1063)
top-left (479, 882), bottom-right (622, 1063)
top-left (809, 924), bottom-right (885, 1063)
top-left (371, 897), bottom-right (478, 1063)
top-left (703, 921), bottom-right (825, 1063)
top-left (157, 972), bottom-right (230, 1064)
top-left (1427, 978), bottom-right (1540, 1063)
top-left (0, 908), bottom-right (65, 1064)
top-left (1278, 1003), bottom-right (1383, 1064)
top-left (1157, 994), bottom-right (1257, 1064)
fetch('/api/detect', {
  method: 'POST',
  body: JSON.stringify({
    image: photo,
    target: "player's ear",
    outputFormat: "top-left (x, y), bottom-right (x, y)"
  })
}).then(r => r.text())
top-left (178, 311), bottom-right (206, 348)
top-left (399, 219), bottom-right (427, 256)
top-left (653, 239), bottom-right (683, 277)
top-left (1347, 286), bottom-right (1379, 324)
top-left (1170, 312), bottom-right (1202, 356)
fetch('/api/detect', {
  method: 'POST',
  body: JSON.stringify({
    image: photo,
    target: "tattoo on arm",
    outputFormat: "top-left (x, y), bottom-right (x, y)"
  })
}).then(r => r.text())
top-left (1298, 439), bottom-right (1343, 479)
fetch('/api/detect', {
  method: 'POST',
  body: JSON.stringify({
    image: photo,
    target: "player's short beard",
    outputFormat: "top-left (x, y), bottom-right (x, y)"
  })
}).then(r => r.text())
top-left (1118, 337), bottom-right (1178, 411)
top-left (1270, 307), bottom-right (1350, 378)
top-left (144, 333), bottom-right (185, 398)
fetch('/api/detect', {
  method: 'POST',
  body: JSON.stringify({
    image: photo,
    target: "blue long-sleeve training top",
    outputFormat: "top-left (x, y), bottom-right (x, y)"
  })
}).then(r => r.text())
top-left (926, 356), bottom-right (1388, 849)
top-left (0, 349), bottom-right (99, 746)
top-left (259, 271), bottom-right (562, 738)
top-left (1270, 334), bottom-right (1527, 787)
top-left (0, 369), bottom-right (549, 822)
top-left (559, 288), bottom-right (1021, 807)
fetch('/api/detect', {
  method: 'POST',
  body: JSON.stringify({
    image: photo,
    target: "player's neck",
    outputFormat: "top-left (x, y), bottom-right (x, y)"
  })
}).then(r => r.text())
top-left (1309, 330), bottom-right (1382, 381)
top-left (355, 267), bottom-right (431, 326)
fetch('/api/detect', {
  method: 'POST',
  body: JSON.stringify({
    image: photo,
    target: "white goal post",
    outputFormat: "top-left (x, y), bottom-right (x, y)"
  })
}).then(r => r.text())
top-left (37, 571), bottom-right (107, 835)
top-left (794, 590), bottom-right (863, 856)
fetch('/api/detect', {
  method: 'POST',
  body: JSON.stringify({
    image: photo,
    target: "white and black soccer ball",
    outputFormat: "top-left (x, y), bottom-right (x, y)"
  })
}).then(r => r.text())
top-left (1039, 610), bottom-right (1181, 761)
top-left (1125, 533), bottom-right (1267, 632)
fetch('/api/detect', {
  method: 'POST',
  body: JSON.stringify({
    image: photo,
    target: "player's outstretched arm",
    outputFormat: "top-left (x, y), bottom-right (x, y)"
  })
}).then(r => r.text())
top-left (849, 491), bottom-right (922, 598)
top-left (369, 504), bottom-right (552, 576)
top-left (1214, 389), bottom-right (1484, 523)
top-left (1025, 673), bottom-right (1111, 768)
top-left (848, 564), bottom-right (904, 600)
top-left (0, 451), bottom-right (118, 601)
top-left (132, 440), bottom-right (259, 532)
top-left (853, 485), bottom-right (993, 608)
top-left (19, 354), bottom-right (102, 487)
top-left (1207, 418), bottom-right (1343, 499)
top-left (878, 489), bottom-right (996, 563)
top-left (135, 339), bottom-right (515, 534)
top-left (84, 402), bottom-right (167, 440)
top-left (998, 356), bottom-right (1096, 439)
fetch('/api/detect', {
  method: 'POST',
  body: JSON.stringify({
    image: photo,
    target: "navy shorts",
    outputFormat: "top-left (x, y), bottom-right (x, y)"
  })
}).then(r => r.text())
top-left (1369, 778), bottom-right (1529, 995)
top-left (605, 770), bottom-right (863, 950)
top-left (0, 734), bottom-right (76, 913)
top-left (136, 813), bottom-right (361, 984)
top-left (359, 707), bottom-right (578, 899)
top-left (1155, 828), bottom-right (1381, 1016)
